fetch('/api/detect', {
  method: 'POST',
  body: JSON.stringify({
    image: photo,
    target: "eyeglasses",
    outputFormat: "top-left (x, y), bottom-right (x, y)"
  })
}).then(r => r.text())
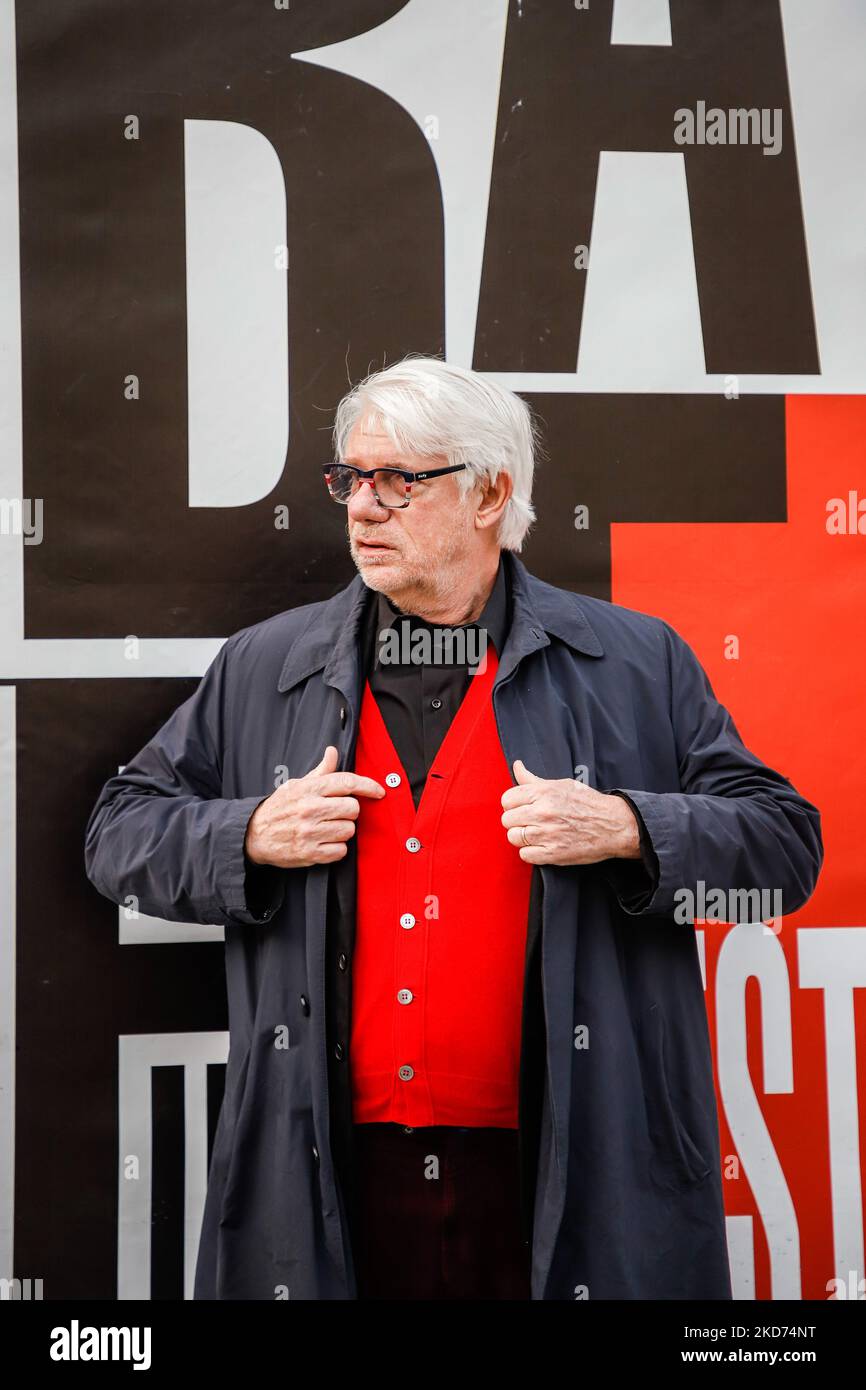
top-left (322, 462), bottom-right (467, 509)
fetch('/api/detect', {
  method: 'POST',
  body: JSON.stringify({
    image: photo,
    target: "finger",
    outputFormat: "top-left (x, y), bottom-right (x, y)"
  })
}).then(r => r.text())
top-left (311, 745), bottom-right (340, 776)
top-left (501, 783), bottom-right (539, 810)
top-left (316, 795), bottom-right (361, 820)
top-left (505, 824), bottom-right (540, 848)
top-left (513, 758), bottom-right (543, 785)
top-left (315, 819), bottom-right (356, 842)
top-left (319, 771), bottom-right (385, 798)
top-left (316, 842), bottom-right (349, 863)
top-left (501, 805), bottom-right (545, 829)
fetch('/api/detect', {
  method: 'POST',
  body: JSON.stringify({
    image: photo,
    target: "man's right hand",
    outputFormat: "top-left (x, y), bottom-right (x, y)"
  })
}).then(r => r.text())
top-left (244, 745), bottom-right (385, 868)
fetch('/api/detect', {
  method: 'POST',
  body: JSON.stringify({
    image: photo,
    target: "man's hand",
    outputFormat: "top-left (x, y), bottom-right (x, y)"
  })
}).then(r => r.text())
top-left (501, 759), bottom-right (642, 865)
top-left (245, 745), bottom-right (385, 868)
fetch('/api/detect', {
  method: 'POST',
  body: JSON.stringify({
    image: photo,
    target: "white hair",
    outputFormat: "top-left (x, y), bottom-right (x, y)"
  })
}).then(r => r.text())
top-left (332, 355), bottom-right (542, 551)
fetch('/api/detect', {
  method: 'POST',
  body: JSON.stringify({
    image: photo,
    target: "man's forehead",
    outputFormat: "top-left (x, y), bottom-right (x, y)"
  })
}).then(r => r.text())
top-left (343, 418), bottom-right (447, 466)
top-left (344, 421), bottom-right (398, 452)
top-left (346, 431), bottom-right (393, 451)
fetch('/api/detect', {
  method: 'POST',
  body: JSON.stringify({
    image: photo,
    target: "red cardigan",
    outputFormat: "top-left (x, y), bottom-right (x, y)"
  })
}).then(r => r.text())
top-left (349, 645), bottom-right (533, 1127)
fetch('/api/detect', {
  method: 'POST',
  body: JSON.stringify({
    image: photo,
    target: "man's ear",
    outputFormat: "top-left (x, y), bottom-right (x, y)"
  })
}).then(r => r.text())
top-left (475, 470), bottom-right (513, 531)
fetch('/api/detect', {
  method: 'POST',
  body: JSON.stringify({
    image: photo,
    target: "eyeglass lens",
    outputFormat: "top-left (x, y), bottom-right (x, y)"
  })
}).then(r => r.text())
top-left (327, 466), bottom-right (407, 506)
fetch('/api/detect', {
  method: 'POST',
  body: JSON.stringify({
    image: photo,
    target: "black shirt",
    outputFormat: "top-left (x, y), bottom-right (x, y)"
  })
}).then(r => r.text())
top-left (365, 554), bottom-right (511, 806)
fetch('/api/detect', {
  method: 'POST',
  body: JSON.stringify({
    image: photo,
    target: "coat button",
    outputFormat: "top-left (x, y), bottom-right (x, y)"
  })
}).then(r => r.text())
top-left (398, 1064), bottom-right (414, 1081)
top-left (430, 698), bottom-right (442, 710)
top-left (405, 837), bottom-right (421, 853)
top-left (334, 1042), bottom-right (344, 1061)
top-left (300, 994), bottom-right (310, 1015)
top-left (397, 988), bottom-right (413, 1005)
top-left (312, 1144), bottom-right (319, 1163)
top-left (339, 706), bottom-right (346, 727)
top-left (385, 772), bottom-right (401, 788)
top-left (338, 952), bottom-right (348, 971)
top-left (403, 1126), bottom-right (414, 1134)
top-left (400, 913), bottom-right (415, 929)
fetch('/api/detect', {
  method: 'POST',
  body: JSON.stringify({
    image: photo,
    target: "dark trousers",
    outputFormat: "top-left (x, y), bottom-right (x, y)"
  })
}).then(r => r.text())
top-left (350, 1122), bottom-right (532, 1300)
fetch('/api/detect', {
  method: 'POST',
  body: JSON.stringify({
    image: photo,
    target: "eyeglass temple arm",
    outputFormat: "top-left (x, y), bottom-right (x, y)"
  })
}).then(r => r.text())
top-left (323, 462), bottom-right (466, 481)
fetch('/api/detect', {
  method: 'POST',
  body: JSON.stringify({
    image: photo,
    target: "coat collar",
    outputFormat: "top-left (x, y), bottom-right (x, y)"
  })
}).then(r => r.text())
top-left (276, 550), bottom-right (604, 696)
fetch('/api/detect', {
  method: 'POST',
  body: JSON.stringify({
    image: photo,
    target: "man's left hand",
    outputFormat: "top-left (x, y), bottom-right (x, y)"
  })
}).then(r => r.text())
top-left (501, 760), bottom-right (642, 865)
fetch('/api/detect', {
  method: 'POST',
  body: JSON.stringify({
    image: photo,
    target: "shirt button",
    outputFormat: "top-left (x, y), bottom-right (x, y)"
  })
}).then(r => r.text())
top-left (397, 988), bottom-right (413, 1005)
top-left (398, 1064), bottom-right (414, 1081)
top-left (400, 912), bottom-right (416, 929)
top-left (338, 952), bottom-right (348, 971)
top-left (405, 837), bottom-right (422, 853)
top-left (385, 772), bottom-right (401, 788)
top-left (431, 698), bottom-right (442, 710)
top-left (334, 1042), bottom-right (344, 1061)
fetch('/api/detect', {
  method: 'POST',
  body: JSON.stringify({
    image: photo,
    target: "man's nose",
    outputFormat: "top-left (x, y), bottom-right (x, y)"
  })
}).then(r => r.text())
top-left (347, 478), bottom-right (389, 522)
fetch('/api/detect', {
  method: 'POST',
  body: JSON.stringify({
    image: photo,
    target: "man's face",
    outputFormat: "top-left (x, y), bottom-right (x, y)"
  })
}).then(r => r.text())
top-left (342, 419), bottom-right (480, 604)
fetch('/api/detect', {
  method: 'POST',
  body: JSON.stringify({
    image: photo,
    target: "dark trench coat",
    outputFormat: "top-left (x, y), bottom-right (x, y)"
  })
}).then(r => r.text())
top-left (84, 551), bottom-right (823, 1299)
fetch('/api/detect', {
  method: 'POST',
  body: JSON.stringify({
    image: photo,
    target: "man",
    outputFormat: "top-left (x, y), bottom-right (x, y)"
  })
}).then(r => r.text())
top-left (85, 356), bottom-right (822, 1301)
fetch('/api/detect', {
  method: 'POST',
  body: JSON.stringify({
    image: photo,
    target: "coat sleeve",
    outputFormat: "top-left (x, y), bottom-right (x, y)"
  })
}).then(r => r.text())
top-left (601, 793), bottom-right (661, 908)
top-left (84, 636), bottom-right (286, 927)
top-left (604, 621), bottom-right (823, 920)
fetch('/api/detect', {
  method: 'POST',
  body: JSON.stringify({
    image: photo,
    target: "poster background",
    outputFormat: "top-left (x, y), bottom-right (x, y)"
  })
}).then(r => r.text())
top-left (0, 0), bottom-right (864, 1300)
